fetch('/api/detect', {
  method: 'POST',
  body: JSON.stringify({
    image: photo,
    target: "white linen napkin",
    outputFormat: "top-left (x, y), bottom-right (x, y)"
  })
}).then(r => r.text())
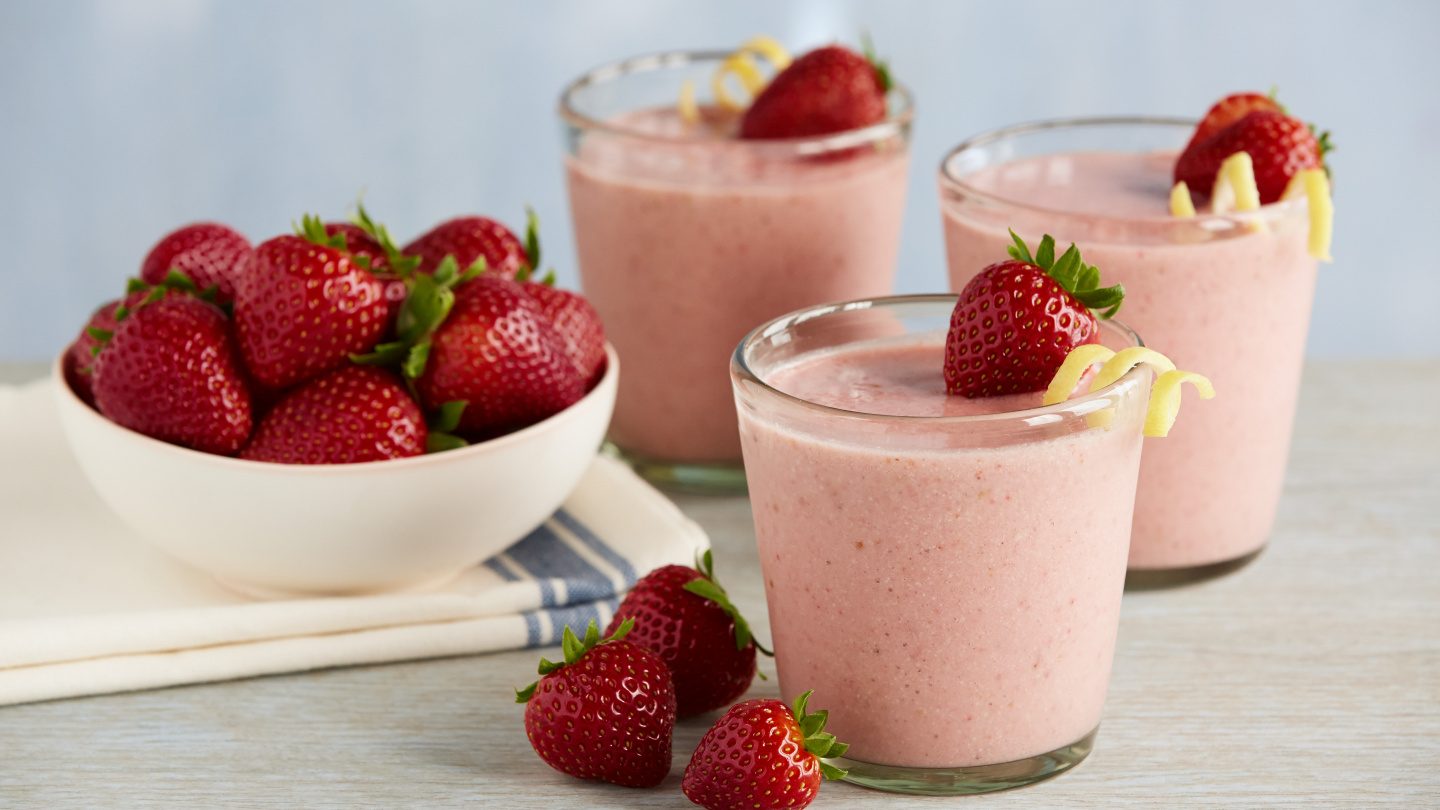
top-left (0, 379), bottom-right (708, 707)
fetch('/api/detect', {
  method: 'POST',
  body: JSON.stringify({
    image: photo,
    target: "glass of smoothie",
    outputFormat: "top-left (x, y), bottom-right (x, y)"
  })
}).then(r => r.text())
top-left (560, 49), bottom-right (912, 492)
top-left (939, 118), bottom-right (1319, 585)
top-left (732, 294), bottom-right (1151, 795)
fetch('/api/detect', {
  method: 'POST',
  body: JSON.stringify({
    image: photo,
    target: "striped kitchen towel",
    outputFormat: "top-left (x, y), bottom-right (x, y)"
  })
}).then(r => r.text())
top-left (0, 379), bottom-right (709, 707)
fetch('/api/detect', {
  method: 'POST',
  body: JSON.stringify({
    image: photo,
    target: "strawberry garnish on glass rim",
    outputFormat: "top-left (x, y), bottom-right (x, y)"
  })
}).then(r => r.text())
top-left (944, 231), bottom-right (1124, 399)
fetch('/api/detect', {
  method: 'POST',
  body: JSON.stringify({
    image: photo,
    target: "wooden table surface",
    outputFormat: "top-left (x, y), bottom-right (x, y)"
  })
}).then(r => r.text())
top-left (1, 360), bottom-right (1437, 808)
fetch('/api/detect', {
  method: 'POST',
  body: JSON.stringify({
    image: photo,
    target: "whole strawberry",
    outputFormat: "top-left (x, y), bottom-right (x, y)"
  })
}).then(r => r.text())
top-left (139, 223), bottom-right (251, 304)
top-left (323, 219), bottom-right (409, 332)
top-left (519, 275), bottom-right (607, 389)
top-left (740, 42), bottom-right (891, 139)
top-left (1175, 92), bottom-right (1331, 205)
top-left (606, 551), bottom-right (763, 717)
top-left (516, 619), bottom-right (675, 788)
top-left (234, 233), bottom-right (387, 389)
top-left (415, 275), bottom-right (585, 438)
top-left (403, 215), bottom-right (530, 278)
top-left (945, 232), bottom-right (1124, 398)
top-left (64, 294), bottom-right (142, 406)
top-left (92, 296), bottom-right (253, 454)
top-left (240, 366), bottom-right (427, 464)
top-left (682, 691), bottom-right (848, 810)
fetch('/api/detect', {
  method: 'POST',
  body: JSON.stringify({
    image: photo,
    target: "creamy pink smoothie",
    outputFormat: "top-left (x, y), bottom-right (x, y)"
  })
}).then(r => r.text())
top-left (567, 108), bottom-right (909, 464)
top-left (738, 338), bottom-right (1144, 768)
top-left (942, 150), bottom-right (1317, 570)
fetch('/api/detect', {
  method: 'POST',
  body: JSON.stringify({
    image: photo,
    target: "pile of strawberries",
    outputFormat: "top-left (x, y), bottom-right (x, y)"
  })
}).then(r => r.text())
top-left (64, 208), bottom-right (606, 464)
top-left (516, 552), bottom-right (848, 810)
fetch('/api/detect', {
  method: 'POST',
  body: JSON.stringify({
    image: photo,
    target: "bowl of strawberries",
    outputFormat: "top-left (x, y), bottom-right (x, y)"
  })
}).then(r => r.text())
top-left (54, 209), bottom-right (617, 596)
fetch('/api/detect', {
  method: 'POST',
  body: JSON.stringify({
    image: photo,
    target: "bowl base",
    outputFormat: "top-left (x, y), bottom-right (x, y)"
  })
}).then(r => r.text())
top-left (212, 569), bottom-right (466, 601)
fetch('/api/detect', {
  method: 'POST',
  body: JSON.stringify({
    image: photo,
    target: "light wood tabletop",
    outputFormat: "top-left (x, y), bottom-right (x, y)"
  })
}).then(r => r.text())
top-left (1, 360), bottom-right (1437, 808)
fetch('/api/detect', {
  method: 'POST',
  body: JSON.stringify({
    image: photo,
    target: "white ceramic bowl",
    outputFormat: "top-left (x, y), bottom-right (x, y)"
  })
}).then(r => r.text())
top-left (54, 345), bottom-right (618, 597)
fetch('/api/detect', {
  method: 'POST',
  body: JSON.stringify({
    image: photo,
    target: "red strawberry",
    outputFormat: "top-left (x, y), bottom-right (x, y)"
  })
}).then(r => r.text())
top-left (415, 275), bottom-right (585, 438)
top-left (92, 296), bottom-right (252, 454)
top-left (1183, 91), bottom-right (1283, 154)
top-left (739, 43), bottom-right (891, 139)
top-left (403, 215), bottom-right (530, 278)
top-left (139, 223), bottom-right (251, 304)
top-left (1175, 110), bottom-right (1326, 205)
top-left (239, 366), bottom-right (426, 464)
top-left (64, 295), bottom-right (137, 406)
top-left (519, 277), bottom-right (607, 389)
top-left (516, 619), bottom-right (675, 788)
top-left (234, 234), bottom-right (388, 390)
top-left (945, 232), bottom-right (1123, 398)
top-left (323, 221), bottom-right (409, 332)
top-left (682, 691), bottom-right (848, 810)
top-left (606, 551), bottom-right (763, 718)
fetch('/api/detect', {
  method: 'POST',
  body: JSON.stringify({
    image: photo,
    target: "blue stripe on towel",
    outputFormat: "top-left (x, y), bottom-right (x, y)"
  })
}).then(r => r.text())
top-left (532, 598), bottom-right (620, 647)
top-left (553, 510), bottom-right (637, 585)
top-left (503, 522), bottom-right (615, 605)
top-left (484, 557), bottom-right (520, 581)
top-left (522, 611), bottom-right (541, 647)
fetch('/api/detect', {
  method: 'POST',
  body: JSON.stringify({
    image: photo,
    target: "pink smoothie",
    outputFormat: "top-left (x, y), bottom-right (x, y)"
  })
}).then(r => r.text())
top-left (738, 338), bottom-right (1144, 767)
top-left (567, 108), bottom-right (909, 463)
top-left (942, 150), bottom-right (1318, 570)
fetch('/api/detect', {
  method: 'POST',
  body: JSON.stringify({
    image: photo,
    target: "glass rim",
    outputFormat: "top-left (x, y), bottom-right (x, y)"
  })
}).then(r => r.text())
top-left (937, 115), bottom-right (1308, 226)
top-left (557, 48), bottom-right (915, 155)
top-left (731, 294), bottom-right (1146, 426)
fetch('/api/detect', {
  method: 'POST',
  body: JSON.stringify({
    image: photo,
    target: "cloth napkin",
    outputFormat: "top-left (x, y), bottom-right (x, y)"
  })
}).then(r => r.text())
top-left (0, 379), bottom-right (708, 707)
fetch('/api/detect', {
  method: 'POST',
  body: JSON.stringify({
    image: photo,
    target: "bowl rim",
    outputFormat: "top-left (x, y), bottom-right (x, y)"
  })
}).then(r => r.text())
top-left (54, 343), bottom-right (619, 476)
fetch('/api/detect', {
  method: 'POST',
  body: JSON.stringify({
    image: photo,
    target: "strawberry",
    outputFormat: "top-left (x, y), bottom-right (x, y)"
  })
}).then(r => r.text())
top-left (92, 296), bottom-right (252, 454)
top-left (739, 42), bottom-right (891, 139)
top-left (323, 220), bottom-right (409, 332)
top-left (606, 551), bottom-right (765, 718)
top-left (64, 295), bottom-right (139, 406)
top-left (234, 233), bottom-right (388, 390)
top-left (1175, 92), bottom-right (1332, 205)
top-left (518, 274), bottom-right (607, 389)
top-left (239, 366), bottom-right (427, 464)
top-left (1182, 91), bottom-right (1283, 155)
top-left (139, 223), bottom-right (251, 305)
top-left (516, 619), bottom-right (675, 788)
top-left (414, 274), bottom-right (585, 438)
top-left (682, 691), bottom-right (848, 810)
top-left (403, 215), bottom-right (530, 279)
top-left (945, 232), bottom-right (1124, 398)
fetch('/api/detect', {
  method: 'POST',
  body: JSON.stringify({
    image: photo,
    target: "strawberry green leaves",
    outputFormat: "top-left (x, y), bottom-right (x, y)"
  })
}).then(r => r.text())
top-left (425, 400), bottom-right (468, 454)
top-left (514, 618), bottom-right (635, 703)
top-left (792, 690), bottom-right (850, 781)
top-left (1007, 230), bottom-right (1125, 319)
top-left (351, 254), bottom-right (485, 379)
top-left (682, 550), bottom-right (772, 656)
top-left (860, 32), bottom-right (892, 93)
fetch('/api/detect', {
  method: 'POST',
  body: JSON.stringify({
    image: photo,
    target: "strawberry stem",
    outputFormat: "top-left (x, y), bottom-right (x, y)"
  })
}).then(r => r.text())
top-left (682, 550), bottom-right (773, 656)
top-left (1007, 230), bottom-right (1125, 319)
top-left (859, 31), bottom-right (893, 93)
top-left (514, 618), bottom-right (634, 703)
top-left (790, 690), bottom-right (850, 779)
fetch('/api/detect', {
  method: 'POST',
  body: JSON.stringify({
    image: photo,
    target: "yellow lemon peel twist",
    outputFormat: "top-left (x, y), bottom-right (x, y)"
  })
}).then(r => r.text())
top-left (1169, 181), bottom-right (1196, 218)
top-left (685, 36), bottom-right (793, 115)
top-left (1044, 345), bottom-right (1213, 438)
top-left (1211, 151), bottom-right (1262, 214)
top-left (1284, 168), bottom-right (1334, 261)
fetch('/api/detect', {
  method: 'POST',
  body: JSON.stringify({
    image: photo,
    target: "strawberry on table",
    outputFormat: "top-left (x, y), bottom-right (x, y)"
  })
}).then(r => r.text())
top-left (945, 232), bottom-right (1124, 398)
top-left (234, 231), bottom-right (388, 390)
top-left (739, 40), bottom-right (892, 139)
top-left (139, 222), bottom-right (251, 305)
top-left (515, 619), bottom-right (675, 788)
top-left (92, 296), bottom-right (253, 454)
top-left (606, 550), bottom-right (766, 718)
top-left (414, 274), bottom-right (585, 438)
top-left (1175, 91), bottom-right (1331, 205)
top-left (682, 690), bottom-right (849, 810)
top-left (239, 366), bottom-right (427, 464)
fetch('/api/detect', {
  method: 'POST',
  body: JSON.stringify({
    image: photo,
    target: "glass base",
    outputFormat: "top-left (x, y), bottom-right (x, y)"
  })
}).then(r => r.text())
top-left (602, 442), bottom-right (747, 495)
top-left (832, 727), bottom-right (1096, 796)
top-left (1125, 546), bottom-right (1264, 591)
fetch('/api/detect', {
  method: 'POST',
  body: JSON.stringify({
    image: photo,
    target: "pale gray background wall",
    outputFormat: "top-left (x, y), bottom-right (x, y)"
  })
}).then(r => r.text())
top-left (1, 0), bottom-right (1434, 360)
